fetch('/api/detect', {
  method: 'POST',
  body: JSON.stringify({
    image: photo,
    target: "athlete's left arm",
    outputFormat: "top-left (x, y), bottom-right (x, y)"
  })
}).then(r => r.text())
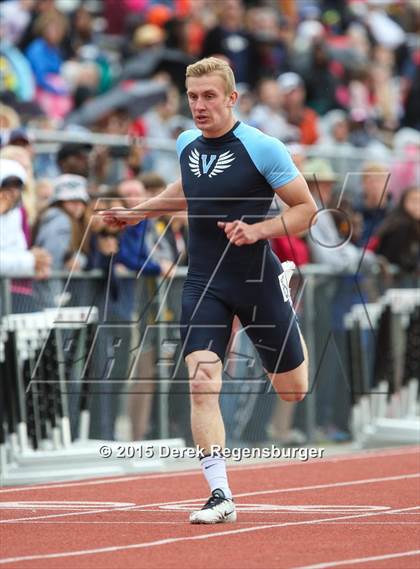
top-left (218, 174), bottom-right (317, 246)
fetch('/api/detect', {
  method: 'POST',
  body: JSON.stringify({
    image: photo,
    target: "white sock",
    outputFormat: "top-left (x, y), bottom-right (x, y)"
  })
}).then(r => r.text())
top-left (200, 454), bottom-right (232, 499)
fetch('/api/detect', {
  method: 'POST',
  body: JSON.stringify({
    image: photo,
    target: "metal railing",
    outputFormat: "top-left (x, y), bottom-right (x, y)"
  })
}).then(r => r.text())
top-left (1, 264), bottom-right (411, 446)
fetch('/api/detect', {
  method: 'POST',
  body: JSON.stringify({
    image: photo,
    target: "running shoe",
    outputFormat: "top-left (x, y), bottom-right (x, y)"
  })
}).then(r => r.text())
top-left (189, 489), bottom-right (236, 524)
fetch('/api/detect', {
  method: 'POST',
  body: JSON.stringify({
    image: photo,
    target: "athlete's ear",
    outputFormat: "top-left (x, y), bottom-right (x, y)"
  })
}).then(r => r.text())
top-left (228, 90), bottom-right (239, 107)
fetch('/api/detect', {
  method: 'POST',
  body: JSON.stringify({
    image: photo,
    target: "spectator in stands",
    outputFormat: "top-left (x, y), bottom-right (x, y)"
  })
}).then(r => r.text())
top-left (86, 191), bottom-right (127, 440)
top-left (375, 186), bottom-right (420, 281)
top-left (278, 72), bottom-right (319, 145)
top-left (357, 161), bottom-right (392, 247)
top-left (249, 78), bottom-right (299, 142)
top-left (300, 39), bottom-right (340, 115)
top-left (0, 104), bottom-right (21, 130)
top-left (348, 108), bottom-right (390, 161)
top-left (0, 128), bottom-right (33, 153)
top-left (319, 110), bottom-right (352, 148)
top-left (246, 5), bottom-right (290, 79)
top-left (402, 59), bottom-right (420, 130)
top-left (33, 174), bottom-right (90, 306)
top-left (303, 158), bottom-right (375, 272)
top-left (25, 9), bottom-right (72, 119)
top-left (143, 85), bottom-right (194, 183)
top-left (0, 159), bottom-right (51, 314)
top-left (112, 176), bottom-right (169, 440)
top-left (0, 0), bottom-right (34, 46)
top-left (56, 142), bottom-right (92, 178)
top-left (201, 0), bottom-right (259, 88)
top-left (34, 178), bottom-right (54, 214)
top-left (235, 87), bottom-right (256, 124)
top-left (0, 144), bottom-right (37, 225)
top-left (390, 128), bottom-right (420, 202)
top-left (317, 110), bottom-right (359, 193)
top-left (303, 157), bottom-right (377, 441)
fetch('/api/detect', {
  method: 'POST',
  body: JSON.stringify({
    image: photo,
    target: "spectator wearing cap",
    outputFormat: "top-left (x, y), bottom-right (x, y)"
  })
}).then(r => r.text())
top-left (33, 174), bottom-right (90, 306)
top-left (278, 72), bottom-right (319, 145)
top-left (57, 143), bottom-right (92, 178)
top-left (34, 174), bottom-right (90, 271)
top-left (0, 128), bottom-right (32, 152)
top-left (0, 159), bottom-right (51, 314)
top-left (0, 143), bottom-right (36, 224)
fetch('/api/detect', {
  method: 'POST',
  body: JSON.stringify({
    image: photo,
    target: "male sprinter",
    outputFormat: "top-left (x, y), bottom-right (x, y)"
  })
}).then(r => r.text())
top-left (101, 58), bottom-right (317, 524)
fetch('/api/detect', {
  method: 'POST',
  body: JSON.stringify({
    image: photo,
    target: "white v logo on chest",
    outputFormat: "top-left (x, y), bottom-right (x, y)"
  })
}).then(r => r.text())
top-left (201, 154), bottom-right (217, 174)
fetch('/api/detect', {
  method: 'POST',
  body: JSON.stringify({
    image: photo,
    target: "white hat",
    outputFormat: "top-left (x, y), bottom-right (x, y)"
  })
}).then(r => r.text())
top-left (277, 72), bottom-right (303, 93)
top-left (50, 174), bottom-right (89, 204)
top-left (0, 159), bottom-right (27, 187)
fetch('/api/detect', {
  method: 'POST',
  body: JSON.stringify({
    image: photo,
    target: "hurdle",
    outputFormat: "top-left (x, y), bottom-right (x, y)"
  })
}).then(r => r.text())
top-left (1, 306), bottom-right (185, 485)
top-left (346, 289), bottom-right (420, 447)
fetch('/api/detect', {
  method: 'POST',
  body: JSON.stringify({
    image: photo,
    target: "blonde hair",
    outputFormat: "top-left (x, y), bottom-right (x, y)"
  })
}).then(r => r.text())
top-left (34, 9), bottom-right (68, 37)
top-left (0, 104), bottom-right (20, 130)
top-left (186, 57), bottom-right (236, 95)
top-left (362, 162), bottom-right (388, 177)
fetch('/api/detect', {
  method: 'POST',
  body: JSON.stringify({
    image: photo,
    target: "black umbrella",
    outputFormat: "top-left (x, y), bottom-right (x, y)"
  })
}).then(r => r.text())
top-left (65, 80), bottom-right (168, 126)
top-left (121, 48), bottom-right (195, 91)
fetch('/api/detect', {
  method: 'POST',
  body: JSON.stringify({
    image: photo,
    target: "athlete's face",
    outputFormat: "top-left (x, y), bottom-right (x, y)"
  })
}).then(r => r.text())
top-left (186, 74), bottom-right (238, 137)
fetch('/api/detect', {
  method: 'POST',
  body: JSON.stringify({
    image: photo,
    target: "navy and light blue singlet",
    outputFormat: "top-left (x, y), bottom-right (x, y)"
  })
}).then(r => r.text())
top-left (176, 120), bottom-right (304, 374)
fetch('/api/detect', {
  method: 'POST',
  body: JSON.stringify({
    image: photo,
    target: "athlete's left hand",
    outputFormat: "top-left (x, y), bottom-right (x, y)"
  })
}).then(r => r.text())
top-left (217, 220), bottom-right (260, 246)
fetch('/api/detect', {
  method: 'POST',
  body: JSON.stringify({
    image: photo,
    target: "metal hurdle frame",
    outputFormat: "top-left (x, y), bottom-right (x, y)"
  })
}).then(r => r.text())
top-left (1, 305), bottom-right (185, 485)
top-left (347, 289), bottom-right (420, 448)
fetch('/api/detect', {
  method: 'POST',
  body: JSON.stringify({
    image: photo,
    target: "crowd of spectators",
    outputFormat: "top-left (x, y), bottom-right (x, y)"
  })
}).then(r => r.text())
top-left (0, 0), bottom-right (419, 443)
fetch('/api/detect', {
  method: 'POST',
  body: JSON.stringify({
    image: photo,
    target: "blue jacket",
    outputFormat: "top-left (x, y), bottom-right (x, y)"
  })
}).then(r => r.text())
top-left (116, 220), bottom-right (161, 276)
top-left (25, 38), bottom-right (64, 94)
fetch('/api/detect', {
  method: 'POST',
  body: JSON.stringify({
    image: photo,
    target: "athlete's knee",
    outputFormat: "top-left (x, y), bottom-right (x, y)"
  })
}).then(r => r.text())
top-left (269, 363), bottom-right (308, 403)
top-left (187, 353), bottom-right (222, 403)
top-left (279, 391), bottom-right (306, 403)
top-left (190, 364), bottom-right (221, 394)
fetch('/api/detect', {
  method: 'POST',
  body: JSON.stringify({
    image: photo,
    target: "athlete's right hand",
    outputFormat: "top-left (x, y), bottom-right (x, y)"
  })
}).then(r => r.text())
top-left (97, 207), bottom-right (145, 229)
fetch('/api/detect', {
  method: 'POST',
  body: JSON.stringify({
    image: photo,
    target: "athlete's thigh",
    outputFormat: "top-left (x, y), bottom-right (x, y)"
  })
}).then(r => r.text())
top-left (235, 259), bottom-right (304, 374)
top-left (180, 279), bottom-right (234, 363)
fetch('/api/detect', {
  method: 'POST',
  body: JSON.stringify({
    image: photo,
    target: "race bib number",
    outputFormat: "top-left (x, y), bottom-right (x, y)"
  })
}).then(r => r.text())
top-left (278, 272), bottom-right (291, 303)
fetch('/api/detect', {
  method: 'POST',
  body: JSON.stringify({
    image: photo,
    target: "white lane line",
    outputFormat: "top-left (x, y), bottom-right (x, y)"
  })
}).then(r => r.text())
top-left (292, 549), bottom-right (420, 569)
top-left (0, 506), bottom-right (418, 566)
top-left (1, 473), bottom-right (419, 524)
top-left (1, 446), bottom-right (419, 494)
top-left (3, 521), bottom-right (420, 525)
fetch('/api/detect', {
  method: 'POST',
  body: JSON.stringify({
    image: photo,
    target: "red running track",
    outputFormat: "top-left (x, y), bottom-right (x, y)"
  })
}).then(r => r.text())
top-left (0, 446), bottom-right (419, 569)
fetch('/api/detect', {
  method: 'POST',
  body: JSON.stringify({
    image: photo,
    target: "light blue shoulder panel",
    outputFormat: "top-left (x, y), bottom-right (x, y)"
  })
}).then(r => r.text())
top-left (233, 122), bottom-right (300, 189)
top-left (176, 129), bottom-right (202, 158)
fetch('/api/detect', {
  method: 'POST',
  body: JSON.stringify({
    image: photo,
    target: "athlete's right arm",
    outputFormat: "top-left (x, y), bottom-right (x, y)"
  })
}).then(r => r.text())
top-left (98, 178), bottom-right (187, 228)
